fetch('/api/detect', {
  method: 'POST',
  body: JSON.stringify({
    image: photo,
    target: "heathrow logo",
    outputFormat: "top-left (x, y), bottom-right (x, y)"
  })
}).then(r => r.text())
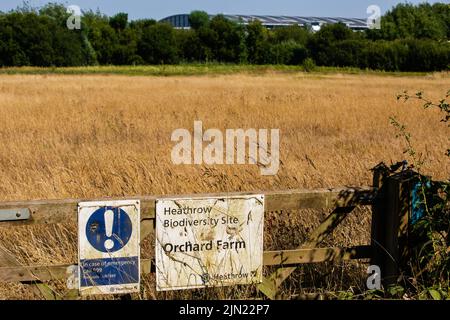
top-left (171, 121), bottom-right (280, 175)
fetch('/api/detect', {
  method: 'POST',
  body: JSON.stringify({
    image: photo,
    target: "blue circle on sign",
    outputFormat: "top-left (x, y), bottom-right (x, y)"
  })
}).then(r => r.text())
top-left (86, 206), bottom-right (132, 253)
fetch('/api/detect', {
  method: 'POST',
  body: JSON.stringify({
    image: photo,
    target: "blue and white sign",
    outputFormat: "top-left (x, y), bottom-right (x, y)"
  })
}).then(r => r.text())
top-left (78, 200), bottom-right (140, 295)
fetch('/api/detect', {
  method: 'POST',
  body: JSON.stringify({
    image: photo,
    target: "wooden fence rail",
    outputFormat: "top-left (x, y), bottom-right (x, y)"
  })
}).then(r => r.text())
top-left (0, 187), bottom-right (375, 226)
top-left (0, 246), bottom-right (373, 283)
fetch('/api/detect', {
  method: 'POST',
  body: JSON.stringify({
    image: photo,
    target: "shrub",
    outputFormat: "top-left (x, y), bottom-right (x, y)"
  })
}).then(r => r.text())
top-left (302, 57), bottom-right (316, 72)
top-left (268, 40), bottom-right (307, 65)
top-left (393, 90), bottom-right (450, 296)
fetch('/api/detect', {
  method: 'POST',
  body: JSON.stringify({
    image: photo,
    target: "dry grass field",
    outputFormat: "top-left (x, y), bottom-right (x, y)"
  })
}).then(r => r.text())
top-left (0, 71), bottom-right (448, 299)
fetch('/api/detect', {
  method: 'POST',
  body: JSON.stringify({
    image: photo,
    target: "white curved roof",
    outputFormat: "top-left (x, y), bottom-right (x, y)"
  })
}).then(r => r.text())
top-left (160, 14), bottom-right (368, 30)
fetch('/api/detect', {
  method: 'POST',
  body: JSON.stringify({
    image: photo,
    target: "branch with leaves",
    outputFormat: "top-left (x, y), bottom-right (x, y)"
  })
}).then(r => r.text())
top-left (390, 90), bottom-right (449, 298)
top-left (397, 90), bottom-right (450, 157)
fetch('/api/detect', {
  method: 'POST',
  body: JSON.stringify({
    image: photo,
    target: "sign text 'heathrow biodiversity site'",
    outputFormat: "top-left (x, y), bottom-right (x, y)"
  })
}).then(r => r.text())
top-left (155, 195), bottom-right (264, 291)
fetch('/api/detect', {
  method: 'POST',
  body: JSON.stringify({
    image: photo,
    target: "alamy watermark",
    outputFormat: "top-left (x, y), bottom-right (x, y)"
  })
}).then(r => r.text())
top-left (366, 265), bottom-right (381, 290)
top-left (171, 121), bottom-right (280, 175)
top-left (66, 5), bottom-right (81, 30)
top-left (367, 5), bottom-right (381, 30)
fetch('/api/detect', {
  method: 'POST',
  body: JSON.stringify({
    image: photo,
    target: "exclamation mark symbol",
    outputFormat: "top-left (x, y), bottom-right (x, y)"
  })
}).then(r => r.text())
top-left (104, 209), bottom-right (114, 251)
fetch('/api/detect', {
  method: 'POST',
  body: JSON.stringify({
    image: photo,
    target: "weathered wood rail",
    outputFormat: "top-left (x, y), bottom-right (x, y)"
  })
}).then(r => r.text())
top-left (0, 246), bottom-right (373, 283)
top-left (0, 187), bottom-right (374, 226)
top-left (0, 164), bottom-right (417, 299)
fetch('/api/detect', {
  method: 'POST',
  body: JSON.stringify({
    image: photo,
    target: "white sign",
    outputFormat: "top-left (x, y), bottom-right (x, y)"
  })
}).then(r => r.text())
top-left (78, 200), bottom-right (140, 295)
top-left (155, 195), bottom-right (264, 291)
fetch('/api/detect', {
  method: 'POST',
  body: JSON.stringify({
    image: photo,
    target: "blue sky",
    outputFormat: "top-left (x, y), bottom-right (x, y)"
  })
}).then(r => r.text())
top-left (0, 1), bottom-right (443, 20)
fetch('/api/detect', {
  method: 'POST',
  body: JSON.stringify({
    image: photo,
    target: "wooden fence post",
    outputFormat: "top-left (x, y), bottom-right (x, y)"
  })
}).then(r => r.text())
top-left (371, 167), bottom-right (418, 289)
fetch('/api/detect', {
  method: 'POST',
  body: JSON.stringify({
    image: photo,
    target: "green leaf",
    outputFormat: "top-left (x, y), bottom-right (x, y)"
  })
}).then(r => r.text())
top-left (63, 289), bottom-right (80, 300)
top-left (36, 283), bottom-right (60, 300)
top-left (388, 285), bottom-right (404, 297)
top-left (429, 289), bottom-right (441, 300)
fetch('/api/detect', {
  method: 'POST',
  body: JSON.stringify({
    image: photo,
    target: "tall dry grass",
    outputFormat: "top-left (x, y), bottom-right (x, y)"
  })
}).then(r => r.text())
top-left (0, 72), bottom-right (448, 299)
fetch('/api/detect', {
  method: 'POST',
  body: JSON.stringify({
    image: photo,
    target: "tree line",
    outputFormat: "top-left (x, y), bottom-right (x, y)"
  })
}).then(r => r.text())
top-left (0, 2), bottom-right (448, 71)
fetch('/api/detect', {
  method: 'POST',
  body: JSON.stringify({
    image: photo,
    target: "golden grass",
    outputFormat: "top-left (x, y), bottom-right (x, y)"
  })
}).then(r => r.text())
top-left (0, 72), bottom-right (448, 299)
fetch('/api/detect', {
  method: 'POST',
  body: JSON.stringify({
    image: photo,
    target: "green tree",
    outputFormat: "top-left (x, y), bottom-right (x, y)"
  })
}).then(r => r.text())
top-left (367, 3), bottom-right (449, 40)
top-left (39, 3), bottom-right (91, 66)
top-left (246, 20), bottom-right (270, 64)
top-left (175, 29), bottom-right (207, 62)
top-left (82, 11), bottom-right (118, 64)
top-left (109, 12), bottom-right (128, 31)
top-left (307, 23), bottom-right (354, 66)
top-left (268, 40), bottom-right (307, 65)
top-left (207, 15), bottom-right (246, 63)
top-left (0, 12), bottom-right (55, 66)
top-left (137, 22), bottom-right (178, 64)
top-left (188, 11), bottom-right (209, 30)
top-left (39, 2), bottom-right (70, 23)
top-left (271, 24), bottom-right (310, 46)
top-left (111, 27), bottom-right (140, 65)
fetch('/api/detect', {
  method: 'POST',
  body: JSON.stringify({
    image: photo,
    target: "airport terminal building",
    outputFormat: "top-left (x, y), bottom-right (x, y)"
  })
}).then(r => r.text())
top-left (160, 14), bottom-right (369, 31)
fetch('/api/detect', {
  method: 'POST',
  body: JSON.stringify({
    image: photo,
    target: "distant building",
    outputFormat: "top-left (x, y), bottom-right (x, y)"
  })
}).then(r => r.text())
top-left (160, 14), bottom-right (369, 31)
